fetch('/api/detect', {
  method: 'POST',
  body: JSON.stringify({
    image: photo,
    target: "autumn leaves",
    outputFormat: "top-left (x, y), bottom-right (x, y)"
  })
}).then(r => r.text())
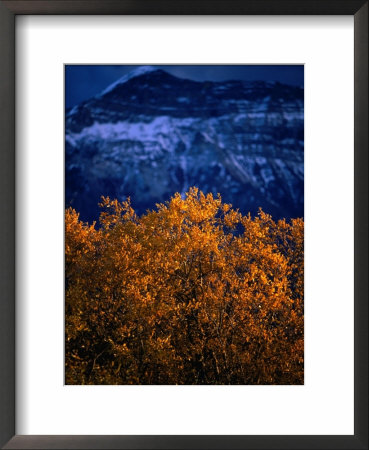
top-left (65, 188), bottom-right (304, 384)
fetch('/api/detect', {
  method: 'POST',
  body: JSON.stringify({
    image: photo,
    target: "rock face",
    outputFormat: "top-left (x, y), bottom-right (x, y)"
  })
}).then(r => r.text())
top-left (65, 66), bottom-right (304, 222)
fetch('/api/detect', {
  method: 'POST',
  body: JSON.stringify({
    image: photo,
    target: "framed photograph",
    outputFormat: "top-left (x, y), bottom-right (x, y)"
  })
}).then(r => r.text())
top-left (0, 1), bottom-right (367, 449)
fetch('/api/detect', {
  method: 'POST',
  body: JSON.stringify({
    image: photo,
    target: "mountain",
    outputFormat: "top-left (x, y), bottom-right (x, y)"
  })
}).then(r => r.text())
top-left (65, 66), bottom-right (304, 222)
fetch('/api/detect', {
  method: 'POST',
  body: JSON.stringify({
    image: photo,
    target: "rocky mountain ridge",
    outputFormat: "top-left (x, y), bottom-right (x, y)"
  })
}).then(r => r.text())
top-left (66, 66), bottom-right (304, 222)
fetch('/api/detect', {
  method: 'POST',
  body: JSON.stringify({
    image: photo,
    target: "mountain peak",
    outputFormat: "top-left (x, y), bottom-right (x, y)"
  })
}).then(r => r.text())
top-left (101, 66), bottom-right (163, 95)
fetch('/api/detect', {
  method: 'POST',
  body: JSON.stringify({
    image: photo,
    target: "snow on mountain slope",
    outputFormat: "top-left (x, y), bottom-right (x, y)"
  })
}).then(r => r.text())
top-left (66, 67), bottom-right (304, 222)
top-left (100, 65), bottom-right (159, 95)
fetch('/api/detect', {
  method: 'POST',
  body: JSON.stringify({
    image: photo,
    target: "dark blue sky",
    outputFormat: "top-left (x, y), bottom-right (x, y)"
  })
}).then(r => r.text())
top-left (65, 64), bottom-right (304, 108)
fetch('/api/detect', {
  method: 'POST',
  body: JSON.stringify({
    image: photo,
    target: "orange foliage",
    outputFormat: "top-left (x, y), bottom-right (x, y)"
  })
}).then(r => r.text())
top-left (65, 188), bottom-right (303, 384)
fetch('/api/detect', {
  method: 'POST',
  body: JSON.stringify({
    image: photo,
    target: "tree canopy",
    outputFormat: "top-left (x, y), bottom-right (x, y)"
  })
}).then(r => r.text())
top-left (65, 188), bottom-right (303, 384)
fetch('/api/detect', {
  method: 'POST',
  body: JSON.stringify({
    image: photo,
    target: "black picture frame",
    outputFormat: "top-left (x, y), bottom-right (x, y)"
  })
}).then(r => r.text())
top-left (0, 1), bottom-right (367, 449)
